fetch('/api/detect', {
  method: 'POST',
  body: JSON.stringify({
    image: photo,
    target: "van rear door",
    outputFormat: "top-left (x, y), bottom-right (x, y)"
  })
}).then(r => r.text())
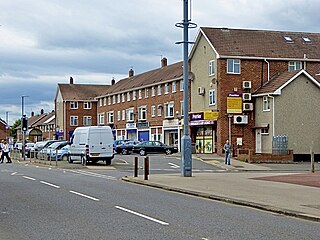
top-left (88, 128), bottom-right (113, 158)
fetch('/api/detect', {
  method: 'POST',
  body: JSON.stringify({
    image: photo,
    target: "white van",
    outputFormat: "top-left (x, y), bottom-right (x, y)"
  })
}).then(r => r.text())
top-left (68, 126), bottom-right (114, 165)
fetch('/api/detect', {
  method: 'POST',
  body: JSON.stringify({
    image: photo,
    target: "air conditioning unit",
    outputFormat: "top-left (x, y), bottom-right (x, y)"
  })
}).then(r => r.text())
top-left (242, 93), bottom-right (251, 101)
top-left (243, 103), bottom-right (254, 111)
top-left (233, 115), bottom-right (248, 124)
top-left (242, 81), bottom-right (252, 89)
top-left (198, 87), bottom-right (205, 95)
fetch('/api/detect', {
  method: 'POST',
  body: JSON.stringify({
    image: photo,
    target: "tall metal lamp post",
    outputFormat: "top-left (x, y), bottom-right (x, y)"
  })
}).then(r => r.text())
top-left (175, 0), bottom-right (197, 177)
top-left (5, 111), bottom-right (10, 140)
top-left (21, 95), bottom-right (29, 160)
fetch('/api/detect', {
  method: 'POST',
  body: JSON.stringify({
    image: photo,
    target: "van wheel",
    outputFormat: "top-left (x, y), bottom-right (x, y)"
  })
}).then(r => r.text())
top-left (81, 156), bottom-right (86, 166)
top-left (121, 149), bottom-right (128, 155)
top-left (139, 149), bottom-right (146, 156)
top-left (68, 156), bottom-right (73, 163)
top-left (105, 159), bottom-right (111, 166)
top-left (165, 149), bottom-right (172, 155)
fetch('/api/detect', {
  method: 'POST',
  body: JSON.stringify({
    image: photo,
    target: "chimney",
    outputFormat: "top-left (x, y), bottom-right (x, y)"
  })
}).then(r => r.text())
top-left (70, 76), bottom-right (74, 84)
top-left (161, 57), bottom-right (168, 68)
top-left (40, 109), bottom-right (44, 115)
top-left (31, 111), bottom-right (34, 117)
top-left (129, 68), bottom-right (134, 77)
top-left (111, 77), bottom-right (116, 85)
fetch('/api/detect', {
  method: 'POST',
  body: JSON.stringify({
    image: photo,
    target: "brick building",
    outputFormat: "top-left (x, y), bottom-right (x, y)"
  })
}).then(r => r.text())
top-left (96, 58), bottom-right (190, 150)
top-left (189, 27), bottom-right (320, 157)
top-left (0, 118), bottom-right (8, 141)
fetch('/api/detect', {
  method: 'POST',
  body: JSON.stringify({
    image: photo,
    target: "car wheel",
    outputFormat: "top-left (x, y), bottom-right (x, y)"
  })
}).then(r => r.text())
top-left (165, 149), bottom-right (172, 155)
top-left (122, 149), bottom-right (128, 155)
top-left (68, 156), bottom-right (73, 163)
top-left (62, 155), bottom-right (68, 161)
top-left (139, 149), bottom-right (146, 156)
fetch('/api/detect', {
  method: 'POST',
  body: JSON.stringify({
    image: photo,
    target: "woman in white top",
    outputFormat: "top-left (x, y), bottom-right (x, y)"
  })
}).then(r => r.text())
top-left (1, 140), bottom-right (12, 163)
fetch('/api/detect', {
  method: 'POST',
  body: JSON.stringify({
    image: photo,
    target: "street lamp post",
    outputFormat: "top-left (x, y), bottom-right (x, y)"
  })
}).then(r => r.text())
top-left (175, 0), bottom-right (197, 177)
top-left (21, 95), bottom-right (29, 160)
top-left (5, 111), bottom-right (10, 140)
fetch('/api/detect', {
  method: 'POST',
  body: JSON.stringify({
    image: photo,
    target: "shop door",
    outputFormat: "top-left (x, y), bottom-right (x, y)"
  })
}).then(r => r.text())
top-left (138, 131), bottom-right (149, 142)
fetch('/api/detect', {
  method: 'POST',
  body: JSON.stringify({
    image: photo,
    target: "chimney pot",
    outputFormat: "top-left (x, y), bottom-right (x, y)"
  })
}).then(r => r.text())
top-left (161, 57), bottom-right (168, 68)
top-left (111, 77), bottom-right (116, 85)
top-left (70, 76), bottom-right (74, 84)
top-left (129, 68), bottom-right (134, 77)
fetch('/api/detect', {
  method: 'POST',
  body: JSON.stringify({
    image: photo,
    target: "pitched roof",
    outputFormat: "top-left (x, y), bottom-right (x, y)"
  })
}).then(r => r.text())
top-left (100, 61), bottom-right (183, 96)
top-left (58, 84), bottom-right (111, 101)
top-left (253, 69), bottom-right (320, 96)
top-left (199, 27), bottom-right (320, 60)
top-left (34, 111), bottom-right (55, 126)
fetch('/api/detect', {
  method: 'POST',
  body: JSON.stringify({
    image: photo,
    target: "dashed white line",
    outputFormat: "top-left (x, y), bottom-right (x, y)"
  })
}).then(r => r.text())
top-left (69, 169), bottom-right (116, 180)
top-left (69, 190), bottom-right (100, 201)
top-left (168, 162), bottom-right (180, 168)
top-left (11, 172), bottom-right (17, 176)
top-left (22, 176), bottom-right (36, 181)
top-left (40, 181), bottom-right (60, 189)
top-left (115, 206), bottom-right (169, 226)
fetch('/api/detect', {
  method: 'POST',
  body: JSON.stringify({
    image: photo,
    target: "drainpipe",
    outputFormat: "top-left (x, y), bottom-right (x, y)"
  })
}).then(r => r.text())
top-left (303, 54), bottom-right (307, 70)
top-left (268, 95), bottom-right (275, 136)
top-left (264, 59), bottom-right (270, 81)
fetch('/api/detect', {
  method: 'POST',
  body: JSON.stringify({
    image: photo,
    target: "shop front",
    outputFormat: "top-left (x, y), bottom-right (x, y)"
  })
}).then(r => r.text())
top-left (189, 111), bottom-right (218, 154)
top-left (137, 122), bottom-right (150, 142)
top-left (126, 123), bottom-right (137, 140)
top-left (163, 119), bottom-right (180, 147)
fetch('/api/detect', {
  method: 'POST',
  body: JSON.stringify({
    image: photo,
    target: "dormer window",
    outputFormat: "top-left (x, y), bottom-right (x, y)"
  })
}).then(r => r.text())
top-left (283, 36), bottom-right (293, 43)
top-left (302, 37), bottom-right (311, 43)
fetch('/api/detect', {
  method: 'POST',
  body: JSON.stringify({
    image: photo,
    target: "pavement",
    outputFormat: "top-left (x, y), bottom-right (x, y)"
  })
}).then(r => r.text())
top-left (122, 154), bottom-right (320, 223)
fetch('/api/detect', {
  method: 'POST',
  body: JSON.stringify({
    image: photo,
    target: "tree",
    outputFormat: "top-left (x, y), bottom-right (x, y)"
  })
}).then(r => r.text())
top-left (10, 118), bottom-right (21, 140)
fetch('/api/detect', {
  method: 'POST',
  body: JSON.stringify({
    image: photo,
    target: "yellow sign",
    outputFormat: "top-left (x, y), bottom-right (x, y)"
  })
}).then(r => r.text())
top-left (227, 94), bottom-right (242, 113)
top-left (204, 111), bottom-right (219, 120)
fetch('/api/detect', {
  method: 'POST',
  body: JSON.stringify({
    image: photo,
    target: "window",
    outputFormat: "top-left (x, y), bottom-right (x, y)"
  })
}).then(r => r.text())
top-left (127, 92), bottom-right (130, 101)
top-left (302, 37), bottom-right (311, 43)
top-left (117, 111), bottom-right (121, 121)
top-left (138, 89), bottom-right (142, 99)
top-left (158, 85), bottom-right (162, 95)
top-left (83, 116), bottom-right (92, 126)
top-left (283, 36), bottom-right (293, 43)
top-left (70, 116), bottom-right (78, 126)
top-left (138, 106), bottom-right (147, 121)
top-left (108, 96), bottom-right (111, 105)
top-left (157, 105), bottom-right (162, 116)
top-left (227, 59), bottom-right (241, 74)
top-left (164, 83), bottom-right (169, 94)
top-left (165, 102), bottom-right (174, 118)
top-left (122, 110), bottom-right (125, 121)
top-left (117, 94), bottom-right (120, 103)
top-left (288, 61), bottom-right (302, 72)
top-left (261, 128), bottom-right (269, 135)
top-left (70, 101), bottom-right (78, 109)
top-left (133, 90), bottom-right (136, 101)
top-left (180, 80), bottom-right (184, 91)
top-left (112, 95), bottom-right (116, 104)
top-left (103, 97), bottom-right (106, 106)
top-left (209, 60), bottom-right (215, 76)
top-left (151, 105), bottom-right (155, 117)
top-left (145, 88), bottom-right (149, 98)
top-left (172, 81), bottom-right (176, 93)
top-left (98, 114), bottom-right (105, 126)
top-left (151, 87), bottom-right (155, 96)
top-left (180, 101), bottom-right (184, 116)
top-left (83, 102), bottom-right (92, 109)
top-left (107, 111), bottom-right (114, 124)
top-left (263, 96), bottom-right (270, 111)
top-left (126, 108), bottom-right (134, 122)
top-left (98, 113), bottom-right (105, 125)
top-left (209, 89), bottom-right (215, 106)
top-left (122, 93), bottom-right (125, 102)
top-left (99, 98), bottom-right (103, 107)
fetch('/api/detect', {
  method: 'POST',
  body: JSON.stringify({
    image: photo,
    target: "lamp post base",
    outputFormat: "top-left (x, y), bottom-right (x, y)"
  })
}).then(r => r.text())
top-left (181, 135), bottom-right (192, 177)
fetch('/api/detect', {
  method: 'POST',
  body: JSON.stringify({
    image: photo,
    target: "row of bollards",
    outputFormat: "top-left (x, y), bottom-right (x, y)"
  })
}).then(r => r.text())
top-left (134, 156), bottom-right (149, 180)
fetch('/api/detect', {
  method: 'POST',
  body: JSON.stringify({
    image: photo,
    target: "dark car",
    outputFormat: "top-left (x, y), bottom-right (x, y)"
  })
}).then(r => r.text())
top-left (115, 140), bottom-right (140, 155)
top-left (132, 141), bottom-right (178, 156)
top-left (113, 139), bottom-right (130, 153)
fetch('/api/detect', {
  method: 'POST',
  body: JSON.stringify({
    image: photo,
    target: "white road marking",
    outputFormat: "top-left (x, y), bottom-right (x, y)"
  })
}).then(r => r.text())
top-left (115, 206), bottom-right (169, 226)
top-left (69, 170), bottom-right (116, 180)
top-left (168, 162), bottom-right (180, 168)
top-left (40, 181), bottom-right (60, 189)
top-left (11, 172), bottom-right (17, 176)
top-left (22, 176), bottom-right (36, 181)
top-left (69, 190), bottom-right (100, 201)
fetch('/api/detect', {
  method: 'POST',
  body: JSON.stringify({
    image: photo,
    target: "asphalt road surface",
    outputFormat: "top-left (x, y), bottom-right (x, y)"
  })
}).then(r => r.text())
top-left (0, 163), bottom-right (319, 240)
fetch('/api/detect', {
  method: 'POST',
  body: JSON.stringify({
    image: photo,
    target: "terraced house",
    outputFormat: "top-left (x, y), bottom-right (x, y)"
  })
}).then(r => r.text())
top-left (189, 27), bottom-right (320, 160)
top-left (96, 58), bottom-right (189, 150)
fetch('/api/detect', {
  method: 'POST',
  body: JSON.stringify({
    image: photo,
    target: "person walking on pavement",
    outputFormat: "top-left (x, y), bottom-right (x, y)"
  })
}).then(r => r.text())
top-left (1, 140), bottom-right (12, 163)
top-left (224, 140), bottom-right (231, 165)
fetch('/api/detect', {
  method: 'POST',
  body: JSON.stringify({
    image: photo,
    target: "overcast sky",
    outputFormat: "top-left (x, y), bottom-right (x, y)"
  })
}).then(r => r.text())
top-left (1, 0), bottom-right (319, 125)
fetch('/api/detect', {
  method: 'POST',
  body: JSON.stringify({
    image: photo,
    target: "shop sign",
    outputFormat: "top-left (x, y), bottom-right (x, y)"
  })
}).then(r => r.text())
top-left (204, 111), bottom-right (219, 120)
top-left (189, 120), bottom-right (215, 126)
top-left (189, 112), bottom-right (204, 121)
top-left (136, 122), bottom-right (149, 129)
top-left (227, 93), bottom-right (242, 114)
top-left (126, 123), bottom-right (136, 129)
top-left (163, 119), bottom-right (179, 127)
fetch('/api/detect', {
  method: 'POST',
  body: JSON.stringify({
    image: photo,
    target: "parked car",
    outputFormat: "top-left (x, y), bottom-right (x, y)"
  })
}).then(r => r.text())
top-left (25, 142), bottom-right (35, 158)
top-left (45, 141), bottom-right (68, 159)
top-left (48, 144), bottom-right (70, 161)
top-left (37, 140), bottom-right (65, 159)
top-left (115, 140), bottom-right (140, 155)
top-left (132, 141), bottom-right (178, 156)
top-left (113, 139), bottom-right (130, 152)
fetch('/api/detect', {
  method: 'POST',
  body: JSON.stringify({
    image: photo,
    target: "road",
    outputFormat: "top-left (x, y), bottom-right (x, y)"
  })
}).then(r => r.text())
top-left (0, 159), bottom-right (319, 240)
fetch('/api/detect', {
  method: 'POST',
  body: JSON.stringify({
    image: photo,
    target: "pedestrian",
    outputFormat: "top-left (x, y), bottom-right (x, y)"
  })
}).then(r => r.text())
top-left (224, 140), bottom-right (231, 165)
top-left (1, 140), bottom-right (12, 163)
top-left (0, 140), bottom-right (4, 161)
